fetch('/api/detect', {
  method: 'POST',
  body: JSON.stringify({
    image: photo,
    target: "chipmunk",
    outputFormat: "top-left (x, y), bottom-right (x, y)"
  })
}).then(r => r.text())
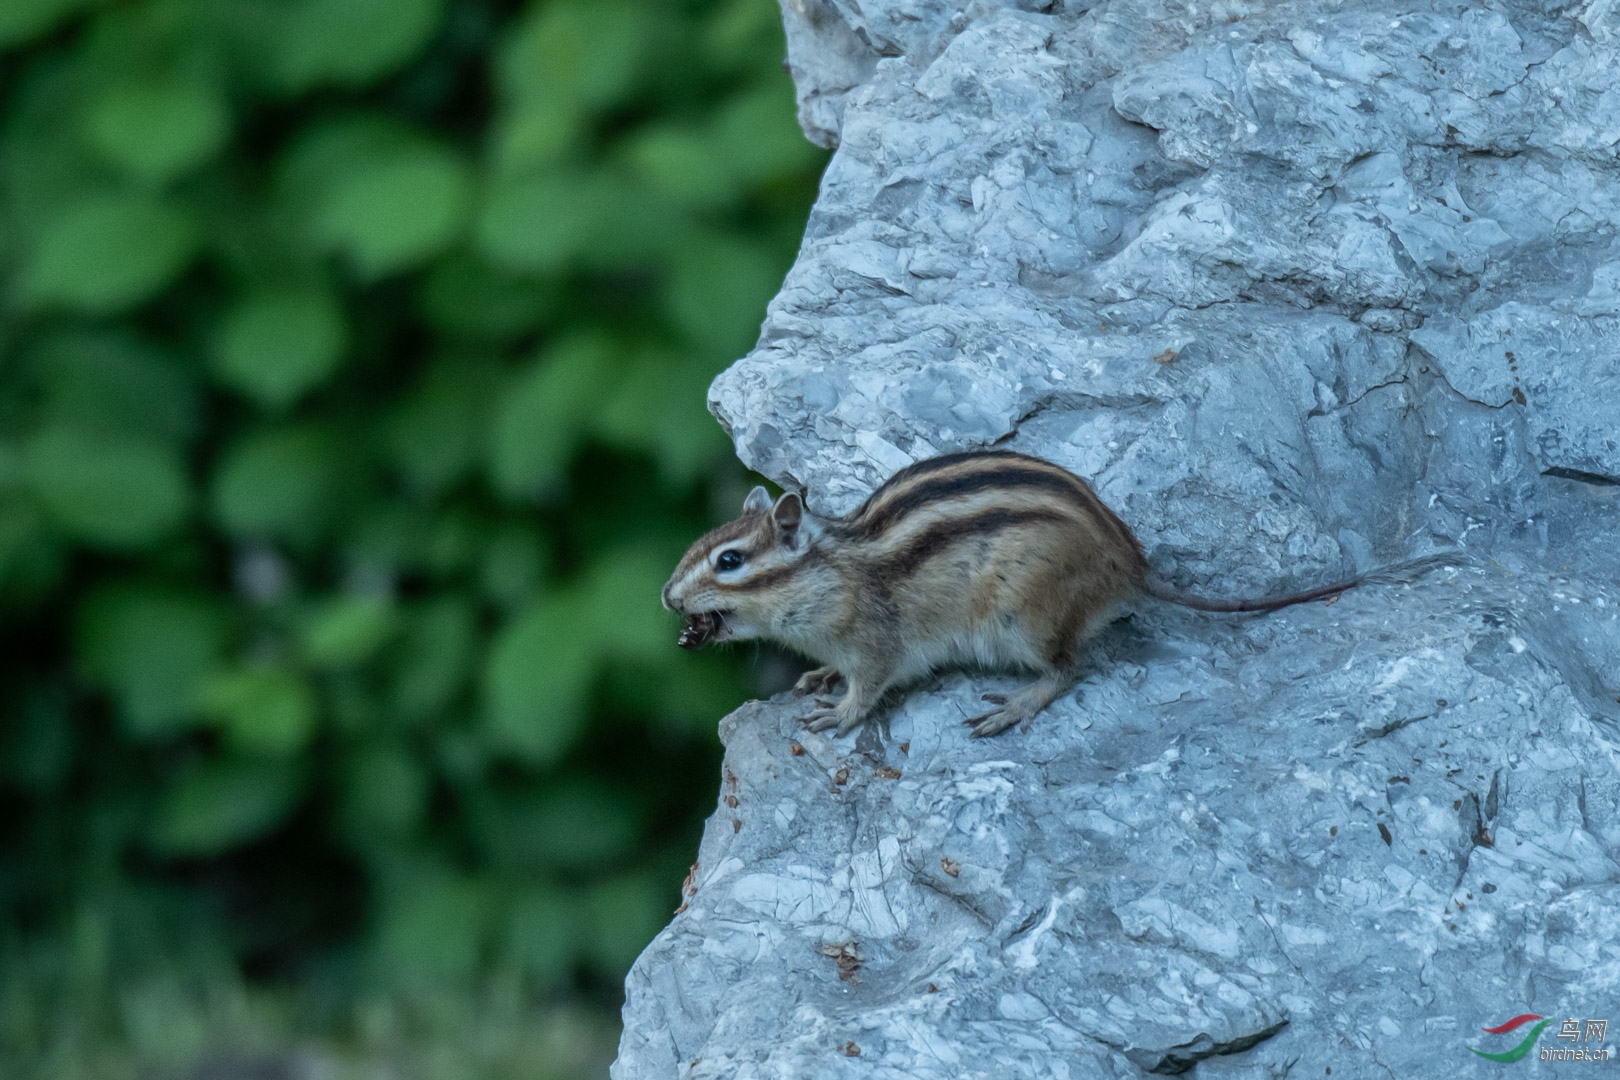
top-left (662, 450), bottom-right (1452, 739)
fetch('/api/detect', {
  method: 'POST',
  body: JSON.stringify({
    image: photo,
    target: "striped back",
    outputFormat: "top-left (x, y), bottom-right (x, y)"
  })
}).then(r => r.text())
top-left (835, 451), bottom-right (1145, 578)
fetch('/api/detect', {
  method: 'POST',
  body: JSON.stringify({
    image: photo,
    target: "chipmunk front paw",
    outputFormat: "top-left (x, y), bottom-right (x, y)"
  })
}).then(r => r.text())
top-left (799, 701), bottom-right (866, 737)
top-left (792, 666), bottom-right (843, 696)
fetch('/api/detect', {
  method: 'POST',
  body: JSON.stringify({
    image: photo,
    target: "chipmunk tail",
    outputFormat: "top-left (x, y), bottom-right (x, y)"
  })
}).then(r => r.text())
top-left (1142, 551), bottom-right (1465, 614)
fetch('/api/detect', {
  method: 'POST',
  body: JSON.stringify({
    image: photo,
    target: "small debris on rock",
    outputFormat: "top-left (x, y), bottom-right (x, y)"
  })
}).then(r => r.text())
top-left (874, 766), bottom-right (902, 779)
top-left (833, 767), bottom-right (849, 785)
top-left (1378, 822), bottom-right (1393, 846)
top-left (940, 857), bottom-right (961, 877)
top-left (821, 942), bottom-right (861, 983)
top-left (674, 862), bottom-right (699, 915)
top-left (789, 742), bottom-right (805, 755)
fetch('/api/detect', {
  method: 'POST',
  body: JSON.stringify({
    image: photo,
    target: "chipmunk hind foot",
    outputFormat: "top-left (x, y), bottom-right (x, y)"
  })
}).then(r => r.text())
top-left (800, 699), bottom-right (867, 737)
top-left (963, 671), bottom-right (1073, 738)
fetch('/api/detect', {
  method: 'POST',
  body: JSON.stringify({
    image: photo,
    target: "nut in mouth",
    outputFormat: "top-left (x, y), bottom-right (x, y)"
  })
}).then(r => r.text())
top-left (677, 610), bottom-right (727, 650)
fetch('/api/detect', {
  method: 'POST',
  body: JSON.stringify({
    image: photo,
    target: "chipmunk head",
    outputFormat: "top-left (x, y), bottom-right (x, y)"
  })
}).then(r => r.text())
top-left (662, 485), bottom-right (815, 649)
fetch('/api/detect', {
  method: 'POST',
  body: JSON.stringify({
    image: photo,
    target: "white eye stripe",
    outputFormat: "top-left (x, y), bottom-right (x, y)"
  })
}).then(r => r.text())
top-left (687, 562), bottom-right (722, 590)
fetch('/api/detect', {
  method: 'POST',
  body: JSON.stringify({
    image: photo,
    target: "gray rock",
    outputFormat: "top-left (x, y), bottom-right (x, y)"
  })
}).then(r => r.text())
top-left (616, 0), bottom-right (1620, 1076)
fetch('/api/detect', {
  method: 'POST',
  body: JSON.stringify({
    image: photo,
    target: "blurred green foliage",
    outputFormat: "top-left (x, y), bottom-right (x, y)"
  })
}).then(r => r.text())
top-left (0, 0), bottom-right (824, 1074)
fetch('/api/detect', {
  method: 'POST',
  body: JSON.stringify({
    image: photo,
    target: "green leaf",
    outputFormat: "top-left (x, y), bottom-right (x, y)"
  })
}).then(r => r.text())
top-left (479, 523), bottom-right (549, 610)
top-left (279, 115), bottom-right (410, 195)
top-left (211, 425), bottom-right (345, 545)
top-left (24, 193), bottom-right (198, 314)
top-left (656, 654), bottom-right (752, 734)
top-left (482, 592), bottom-right (593, 765)
top-left (341, 740), bottom-right (427, 835)
top-left (490, 98), bottom-right (581, 175)
top-left (372, 876), bottom-right (489, 989)
top-left (483, 0), bottom-right (655, 173)
top-left (667, 231), bottom-right (782, 354)
top-left (25, 426), bottom-right (191, 549)
top-left (275, 0), bottom-right (444, 92)
top-left (78, 586), bottom-right (229, 739)
top-left (505, 888), bottom-right (582, 986)
top-left (311, 143), bottom-right (472, 277)
top-left (32, 329), bottom-right (200, 445)
top-left (624, 126), bottom-right (738, 210)
top-left (0, 0), bottom-right (98, 48)
top-left (198, 667), bottom-right (319, 754)
top-left (472, 778), bottom-right (641, 873)
top-left (702, 0), bottom-right (787, 75)
top-left (488, 332), bottom-right (619, 500)
top-left (1, 686), bottom-right (74, 795)
top-left (476, 170), bottom-right (680, 274)
top-left (0, 501), bottom-right (64, 608)
top-left (83, 80), bottom-right (229, 182)
top-left (387, 356), bottom-right (501, 494)
top-left (712, 83), bottom-right (824, 187)
top-left (495, 0), bottom-right (647, 110)
top-left (417, 255), bottom-right (557, 341)
top-left (579, 547), bottom-right (677, 665)
top-left (475, 173), bottom-right (602, 274)
top-left (299, 596), bottom-right (397, 668)
top-left (149, 757), bottom-right (304, 857)
top-left (596, 347), bottom-right (730, 483)
top-left (345, 504), bottom-right (432, 576)
top-left (423, 508), bottom-right (481, 577)
top-left (388, 595), bottom-right (476, 722)
top-left (213, 286), bottom-right (349, 409)
top-left (586, 872), bottom-right (669, 972)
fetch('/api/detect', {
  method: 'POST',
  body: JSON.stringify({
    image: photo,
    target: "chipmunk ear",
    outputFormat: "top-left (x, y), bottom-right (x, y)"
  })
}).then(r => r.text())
top-left (771, 492), bottom-right (804, 548)
top-left (741, 485), bottom-right (772, 516)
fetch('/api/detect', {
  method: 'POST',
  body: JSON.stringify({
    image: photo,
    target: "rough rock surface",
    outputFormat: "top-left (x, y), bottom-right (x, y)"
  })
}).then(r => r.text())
top-left (615, 1), bottom-right (1620, 1076)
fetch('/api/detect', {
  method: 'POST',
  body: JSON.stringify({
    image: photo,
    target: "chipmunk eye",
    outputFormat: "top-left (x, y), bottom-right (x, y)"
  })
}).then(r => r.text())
top-left (716, 550), bottom-right (745, 572)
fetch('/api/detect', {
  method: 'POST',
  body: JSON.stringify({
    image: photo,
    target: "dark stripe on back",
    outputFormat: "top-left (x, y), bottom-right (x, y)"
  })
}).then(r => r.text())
top-left (868, 449), bottom-right (1011, 490)
top-left (1061, 473), bottom-right (1143, 564)
top-left (848, 450), bottom-right (1033, 518)
top-left (850, 460), bottom-right (1101, 540)
top-left (876, 506), bottom-right (1076, 578)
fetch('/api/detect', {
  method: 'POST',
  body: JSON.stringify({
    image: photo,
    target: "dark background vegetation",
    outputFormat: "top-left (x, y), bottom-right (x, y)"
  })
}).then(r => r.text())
top-left (0, 0), bottom-right (824, 1074)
